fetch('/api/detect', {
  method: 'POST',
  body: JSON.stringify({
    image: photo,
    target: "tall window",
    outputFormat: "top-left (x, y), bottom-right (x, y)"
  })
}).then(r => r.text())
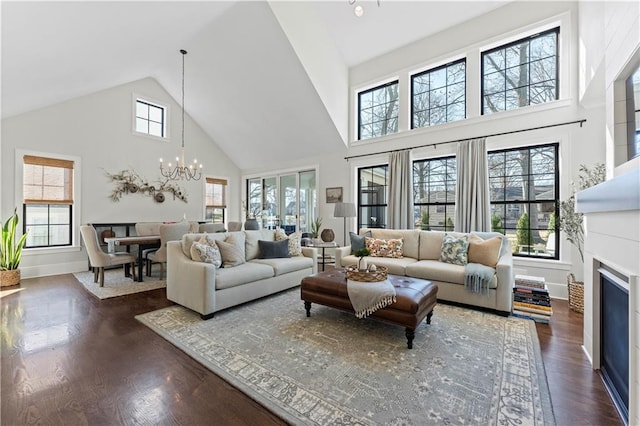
top-left (135, 99), bottom-right (166, 138)
top-left (411, 60), bottom-right (466, 129)
top-left (358, 165), bottom-right (388, 229)
top-left (488, 143), bottom-right (559, 259)
top-left (22, 155), bottom-right (74, 248)
top-left (412, 157), bottom-right (457, 231)
top-left (481, 28), bottom-right (559, 115)
top-left (205, 178), bottom-right (227, 223)
top-left (358, 81), bottom-right (399, 140)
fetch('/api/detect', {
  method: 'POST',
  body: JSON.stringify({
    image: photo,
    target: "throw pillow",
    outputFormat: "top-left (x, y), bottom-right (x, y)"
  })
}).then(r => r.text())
top-left (258, 239), bottom-right (290, 259)
top-left (275, 229), bottom-right (302, 256)
top-left (217, 234), bottom-right (246, 268)
top-left (198, 232), bottom-right (218, 247)
top-left (365, 237), bottom-right (404, 258)
top-left (190, 241), bottom-right (222, 268)
top-left (350, 230), bottom-right (372, 254)
top-left (468, 234), bottom-right (502, 268)
top-left (440, 233), bottom-right (469, 265)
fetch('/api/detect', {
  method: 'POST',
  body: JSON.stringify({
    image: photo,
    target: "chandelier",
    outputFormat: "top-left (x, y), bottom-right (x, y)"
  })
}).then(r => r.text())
top-left (160, 49), bottom-right (202, 181)
top-left (349, 0), bottom-right (380, 17)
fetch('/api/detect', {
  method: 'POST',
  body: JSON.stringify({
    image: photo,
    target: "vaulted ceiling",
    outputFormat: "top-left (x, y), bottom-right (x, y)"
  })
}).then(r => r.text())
top-left (2, 1), bottom-right (509, 170)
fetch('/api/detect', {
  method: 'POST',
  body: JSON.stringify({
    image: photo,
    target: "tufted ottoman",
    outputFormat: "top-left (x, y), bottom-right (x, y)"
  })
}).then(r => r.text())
top-left (301, 269), bottom-right (438, 349)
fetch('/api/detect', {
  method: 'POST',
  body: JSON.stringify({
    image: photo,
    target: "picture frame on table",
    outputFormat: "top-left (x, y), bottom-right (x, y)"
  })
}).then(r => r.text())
top-left (326, 187), bottom-right (343, 203)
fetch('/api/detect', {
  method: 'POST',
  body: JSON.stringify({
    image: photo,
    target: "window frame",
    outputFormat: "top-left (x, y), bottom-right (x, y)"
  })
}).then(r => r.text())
top-left (357, 80), bottom-right (400, 141)
top-left (412, 156), bottom-right (457, 231)
top-left (481, 27), bottom-right (560, 115)
top-left (21, 154), bottom-right (75, 249)
top-left (357, 164), bottom-right (389, 229)
top-left (411, 59), bottom-right (467, 129)
top-left (133, 95), bottom-right (168, 140)
top-left (205, 177), bottom-right (227, 224)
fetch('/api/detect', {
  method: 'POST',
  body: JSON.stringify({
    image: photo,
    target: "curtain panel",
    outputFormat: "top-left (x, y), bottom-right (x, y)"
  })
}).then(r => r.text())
top-left (388, 149), bottom-right (413, 229)
top-left (455, 138), bottom-right (491, 232)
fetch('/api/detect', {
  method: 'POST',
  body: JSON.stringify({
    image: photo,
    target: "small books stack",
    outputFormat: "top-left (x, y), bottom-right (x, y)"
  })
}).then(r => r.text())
top-left (512, 275), bottom-right (552, 323)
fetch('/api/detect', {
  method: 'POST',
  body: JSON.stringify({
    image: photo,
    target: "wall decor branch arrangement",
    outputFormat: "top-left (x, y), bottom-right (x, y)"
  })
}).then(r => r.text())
top-left (104, 169), bottom-right (188, 203)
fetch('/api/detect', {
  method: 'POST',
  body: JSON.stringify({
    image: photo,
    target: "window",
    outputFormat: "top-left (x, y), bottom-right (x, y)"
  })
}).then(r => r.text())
top-left (22, 155), bottom-right (74, 248)
top-left (482, 28), bottom-right (559, 115)
top-left (135, 99), bottom-right (166, 138)
top-left (411, 60), bottom-right (466, 129)
top-left (358, 81), bottom-right (399, 140)
top-left (488, 143), bottom-right (559, 259)
top-left (412, 157), bottom-right (456, 231)
top-left (205, 178), bottom-right (227, 223)
top-left (625, 65), bottom-right (640, 159)
top-left (358, 165), bottom-right (388, 229)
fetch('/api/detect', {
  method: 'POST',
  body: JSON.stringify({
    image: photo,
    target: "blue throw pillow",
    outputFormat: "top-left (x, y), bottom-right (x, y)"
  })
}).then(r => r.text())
top-left (350, 230), bottom-right (372, 254)
top-left (258, 239), bottom-right (290, 259)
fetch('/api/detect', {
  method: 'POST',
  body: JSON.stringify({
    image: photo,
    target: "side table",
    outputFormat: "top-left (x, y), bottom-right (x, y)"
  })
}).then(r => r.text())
top-left (308, 242), bottom-right (340, 271)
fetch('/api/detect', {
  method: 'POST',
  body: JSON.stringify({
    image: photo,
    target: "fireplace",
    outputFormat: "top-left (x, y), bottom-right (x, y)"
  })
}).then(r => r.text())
top-left (600, 267), bottom-right (630, 423)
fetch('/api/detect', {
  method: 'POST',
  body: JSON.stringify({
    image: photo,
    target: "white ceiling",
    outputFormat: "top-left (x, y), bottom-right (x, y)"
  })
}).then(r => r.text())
top-left (2, 0), bottom-right (510, 170)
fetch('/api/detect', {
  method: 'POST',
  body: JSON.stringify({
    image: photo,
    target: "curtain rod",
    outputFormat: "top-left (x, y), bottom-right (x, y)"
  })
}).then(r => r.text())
top-left (344, 118), bottom-right (587, 161)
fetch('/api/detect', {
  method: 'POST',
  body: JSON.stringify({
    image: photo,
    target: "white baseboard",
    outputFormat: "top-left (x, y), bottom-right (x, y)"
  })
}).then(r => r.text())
top-left (547, 280), bottom-right (568, 299)
top-left (20, 261), bottom-right (87, 279)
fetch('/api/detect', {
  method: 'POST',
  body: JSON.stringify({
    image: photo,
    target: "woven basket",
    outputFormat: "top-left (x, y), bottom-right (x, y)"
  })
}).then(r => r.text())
top-left (567, 273), bottom-right (584, 313)
top-left (345, 265), bottom-right (388, 283)
top-left (0, 269), bottom-right (21, 287)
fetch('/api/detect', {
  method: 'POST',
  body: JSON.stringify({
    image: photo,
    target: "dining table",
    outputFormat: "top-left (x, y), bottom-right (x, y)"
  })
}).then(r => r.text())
top-left (103, 235), bottom-right (161, 282)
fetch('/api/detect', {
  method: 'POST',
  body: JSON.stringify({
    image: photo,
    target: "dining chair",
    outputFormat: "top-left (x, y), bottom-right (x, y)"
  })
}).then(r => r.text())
top-left (135, 222), bottom-right (162, 274)
top-left (227, 221), bottom-right (242, 232)
top-left (199, 223), bottom-right (226, 233)
top-left (147, 222), bottom-right (190, 278)
top-left (80, 225), bottom-right (137, 287)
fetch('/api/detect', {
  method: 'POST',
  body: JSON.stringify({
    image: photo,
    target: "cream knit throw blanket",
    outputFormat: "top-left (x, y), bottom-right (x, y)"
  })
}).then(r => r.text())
top-left (347, 279), bottom-right (397, 319)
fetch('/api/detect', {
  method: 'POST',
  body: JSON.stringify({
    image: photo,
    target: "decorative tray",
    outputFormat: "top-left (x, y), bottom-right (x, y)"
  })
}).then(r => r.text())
top-left (345, 265), bottom-right (388, 282)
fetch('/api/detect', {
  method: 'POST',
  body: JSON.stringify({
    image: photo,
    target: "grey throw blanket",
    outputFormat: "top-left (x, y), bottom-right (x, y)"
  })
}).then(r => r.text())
top-left (465, 262), bottom-right (495, 294)
top-left (347, 279), bottom-right (396, 319)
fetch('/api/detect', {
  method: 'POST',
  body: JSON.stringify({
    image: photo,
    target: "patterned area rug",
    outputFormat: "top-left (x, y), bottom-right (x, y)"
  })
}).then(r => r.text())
top-left (136, 289), bottom-right (555, 425)
top-left (73, 268), bottom-right (165, 299)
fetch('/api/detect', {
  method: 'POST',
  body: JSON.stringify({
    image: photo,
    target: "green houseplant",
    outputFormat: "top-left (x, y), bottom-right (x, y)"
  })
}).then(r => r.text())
top-left (0, 208), bottom-right (28, 287)
top-left (310, 217), bottom-right (323, 239)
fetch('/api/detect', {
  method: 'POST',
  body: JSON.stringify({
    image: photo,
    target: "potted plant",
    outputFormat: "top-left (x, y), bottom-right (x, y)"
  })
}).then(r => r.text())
top-left (1, 208), bottom-right (28, 287)
top-left (354, 247), bottom-right (370, 271)
top-left (242, 201), bottom-right (262, 230)
top-left (558, 163), bottom-right (605, 312)
top-left (310, 217), bottom-right (323, 244)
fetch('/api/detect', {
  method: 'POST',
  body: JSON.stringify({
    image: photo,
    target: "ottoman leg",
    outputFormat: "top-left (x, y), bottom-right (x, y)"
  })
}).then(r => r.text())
top-left (426, 310), bottom-right (433, 324)
top-left (405, 328), bottom-right (415, 349)
top-left (304, 301), bottom-right (311, 317)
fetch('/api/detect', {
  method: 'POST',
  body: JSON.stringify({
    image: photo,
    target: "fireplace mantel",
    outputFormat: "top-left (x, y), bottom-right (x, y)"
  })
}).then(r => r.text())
top-left (576, 168), bottom-right (640, 214)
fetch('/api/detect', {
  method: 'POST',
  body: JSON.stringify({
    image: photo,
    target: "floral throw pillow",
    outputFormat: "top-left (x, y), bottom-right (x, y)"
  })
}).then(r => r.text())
top-left (275, 229), bottom-right (302, 256)
top-left (190, 241), bottom-right (222, 268)
top-left (198, 232), bottom-right (218, 247)
top-left (365, 237), bottom-right (404, 258)
top-left (440, 233), bottom-right (469, 265)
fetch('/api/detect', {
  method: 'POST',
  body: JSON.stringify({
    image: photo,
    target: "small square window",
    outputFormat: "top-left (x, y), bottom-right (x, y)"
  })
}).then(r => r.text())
top-left (135, 99), bottom-right (166, 138)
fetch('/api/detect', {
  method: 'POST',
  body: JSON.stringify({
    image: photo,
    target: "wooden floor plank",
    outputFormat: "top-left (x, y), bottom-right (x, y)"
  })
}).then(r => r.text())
top-left (0, 274), bottom-right (622, 425)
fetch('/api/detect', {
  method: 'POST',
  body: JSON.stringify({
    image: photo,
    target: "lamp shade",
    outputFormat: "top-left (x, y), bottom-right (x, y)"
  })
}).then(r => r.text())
top-left (334, 202), bottom-right (356, 218)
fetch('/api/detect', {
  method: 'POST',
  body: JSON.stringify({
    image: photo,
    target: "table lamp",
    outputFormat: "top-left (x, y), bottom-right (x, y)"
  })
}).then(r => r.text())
top-left (333, 202), bottom-right (356, 246)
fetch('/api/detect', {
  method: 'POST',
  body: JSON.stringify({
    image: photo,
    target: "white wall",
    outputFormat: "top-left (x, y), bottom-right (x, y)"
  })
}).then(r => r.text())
top-left (1, 77), bottom-right (241, 278)
top-left (343, 1), bottom-right (605, 297)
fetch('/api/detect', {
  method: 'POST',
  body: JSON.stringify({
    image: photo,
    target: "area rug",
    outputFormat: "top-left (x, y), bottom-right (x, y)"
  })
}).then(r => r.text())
top-left (73, 268), bottom-right (165, 299)
top-left (136, 289), bottom-right (555, 426)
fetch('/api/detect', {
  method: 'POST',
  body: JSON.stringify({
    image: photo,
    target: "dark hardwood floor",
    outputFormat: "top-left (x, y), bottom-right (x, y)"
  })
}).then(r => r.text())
top-left (1, 274), bottom-right (622, 425)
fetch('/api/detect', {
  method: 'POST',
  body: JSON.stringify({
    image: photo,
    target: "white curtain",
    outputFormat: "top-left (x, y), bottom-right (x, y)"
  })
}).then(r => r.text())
top-left (455, 138), bottom-right (491, 232)
top-left (388, 149), bottom-right (413, 229)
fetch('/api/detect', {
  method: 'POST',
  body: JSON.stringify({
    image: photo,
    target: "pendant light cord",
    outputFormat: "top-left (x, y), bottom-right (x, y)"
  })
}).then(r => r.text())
top-left (181, 49), bottom-right (187, 150)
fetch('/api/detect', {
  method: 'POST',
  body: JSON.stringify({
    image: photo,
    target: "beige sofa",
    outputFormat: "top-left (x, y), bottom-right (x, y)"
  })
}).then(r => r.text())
top-left (167, 230), bottom-right (317, 319)
top-left (335, 228), bottom-right (514, 314)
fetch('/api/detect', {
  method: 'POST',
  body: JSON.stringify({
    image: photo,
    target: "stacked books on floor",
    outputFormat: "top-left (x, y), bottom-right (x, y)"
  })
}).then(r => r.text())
top-left (512, 275), bottom-right (552, 323)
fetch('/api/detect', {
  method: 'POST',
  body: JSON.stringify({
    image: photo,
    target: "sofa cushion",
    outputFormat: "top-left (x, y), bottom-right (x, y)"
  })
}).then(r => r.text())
top-left (217, 233), bottom-right (246, 268)
top-left (468, 234), bottom-right (502, 268)
top-left (214, 262), bottom-right (274, 290)
top-left (341, 254), bottom-right (417, 276)
top-left (275, 229), bottom-right (302, 256)
top-left (418, 231), bottom-right (445, 260)
top-left (440, 233), bottom-right (469, 265)
top-left (365, 237), bottom-right (403, 258)
top-left (250, 256), bottom-right (313, 276)
top-left (182, 232), bottom-right (227, 258)
top-left (406, 260), bottom-right (498, 288)
top-left (350, 230), bottom-right (372, 254)
top-left (258, 239), bottom-right (290, 259)
top-left (363, 228), bottom-right (420, 259)
top-left (244, 230), bottom-right (276, 261)
top-left (189, 241), bottom-right (222, 267)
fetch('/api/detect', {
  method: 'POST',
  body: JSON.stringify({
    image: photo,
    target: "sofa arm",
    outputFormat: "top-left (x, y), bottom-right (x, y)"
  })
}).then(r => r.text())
top-left (495, 242), bottom-right (514, 313)
top-left (334, 245), bottom-right (351, 268)
top-left (301, 247), bottom-right (318, 274)
top-left (167, 241), bottom-right (218, 316)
